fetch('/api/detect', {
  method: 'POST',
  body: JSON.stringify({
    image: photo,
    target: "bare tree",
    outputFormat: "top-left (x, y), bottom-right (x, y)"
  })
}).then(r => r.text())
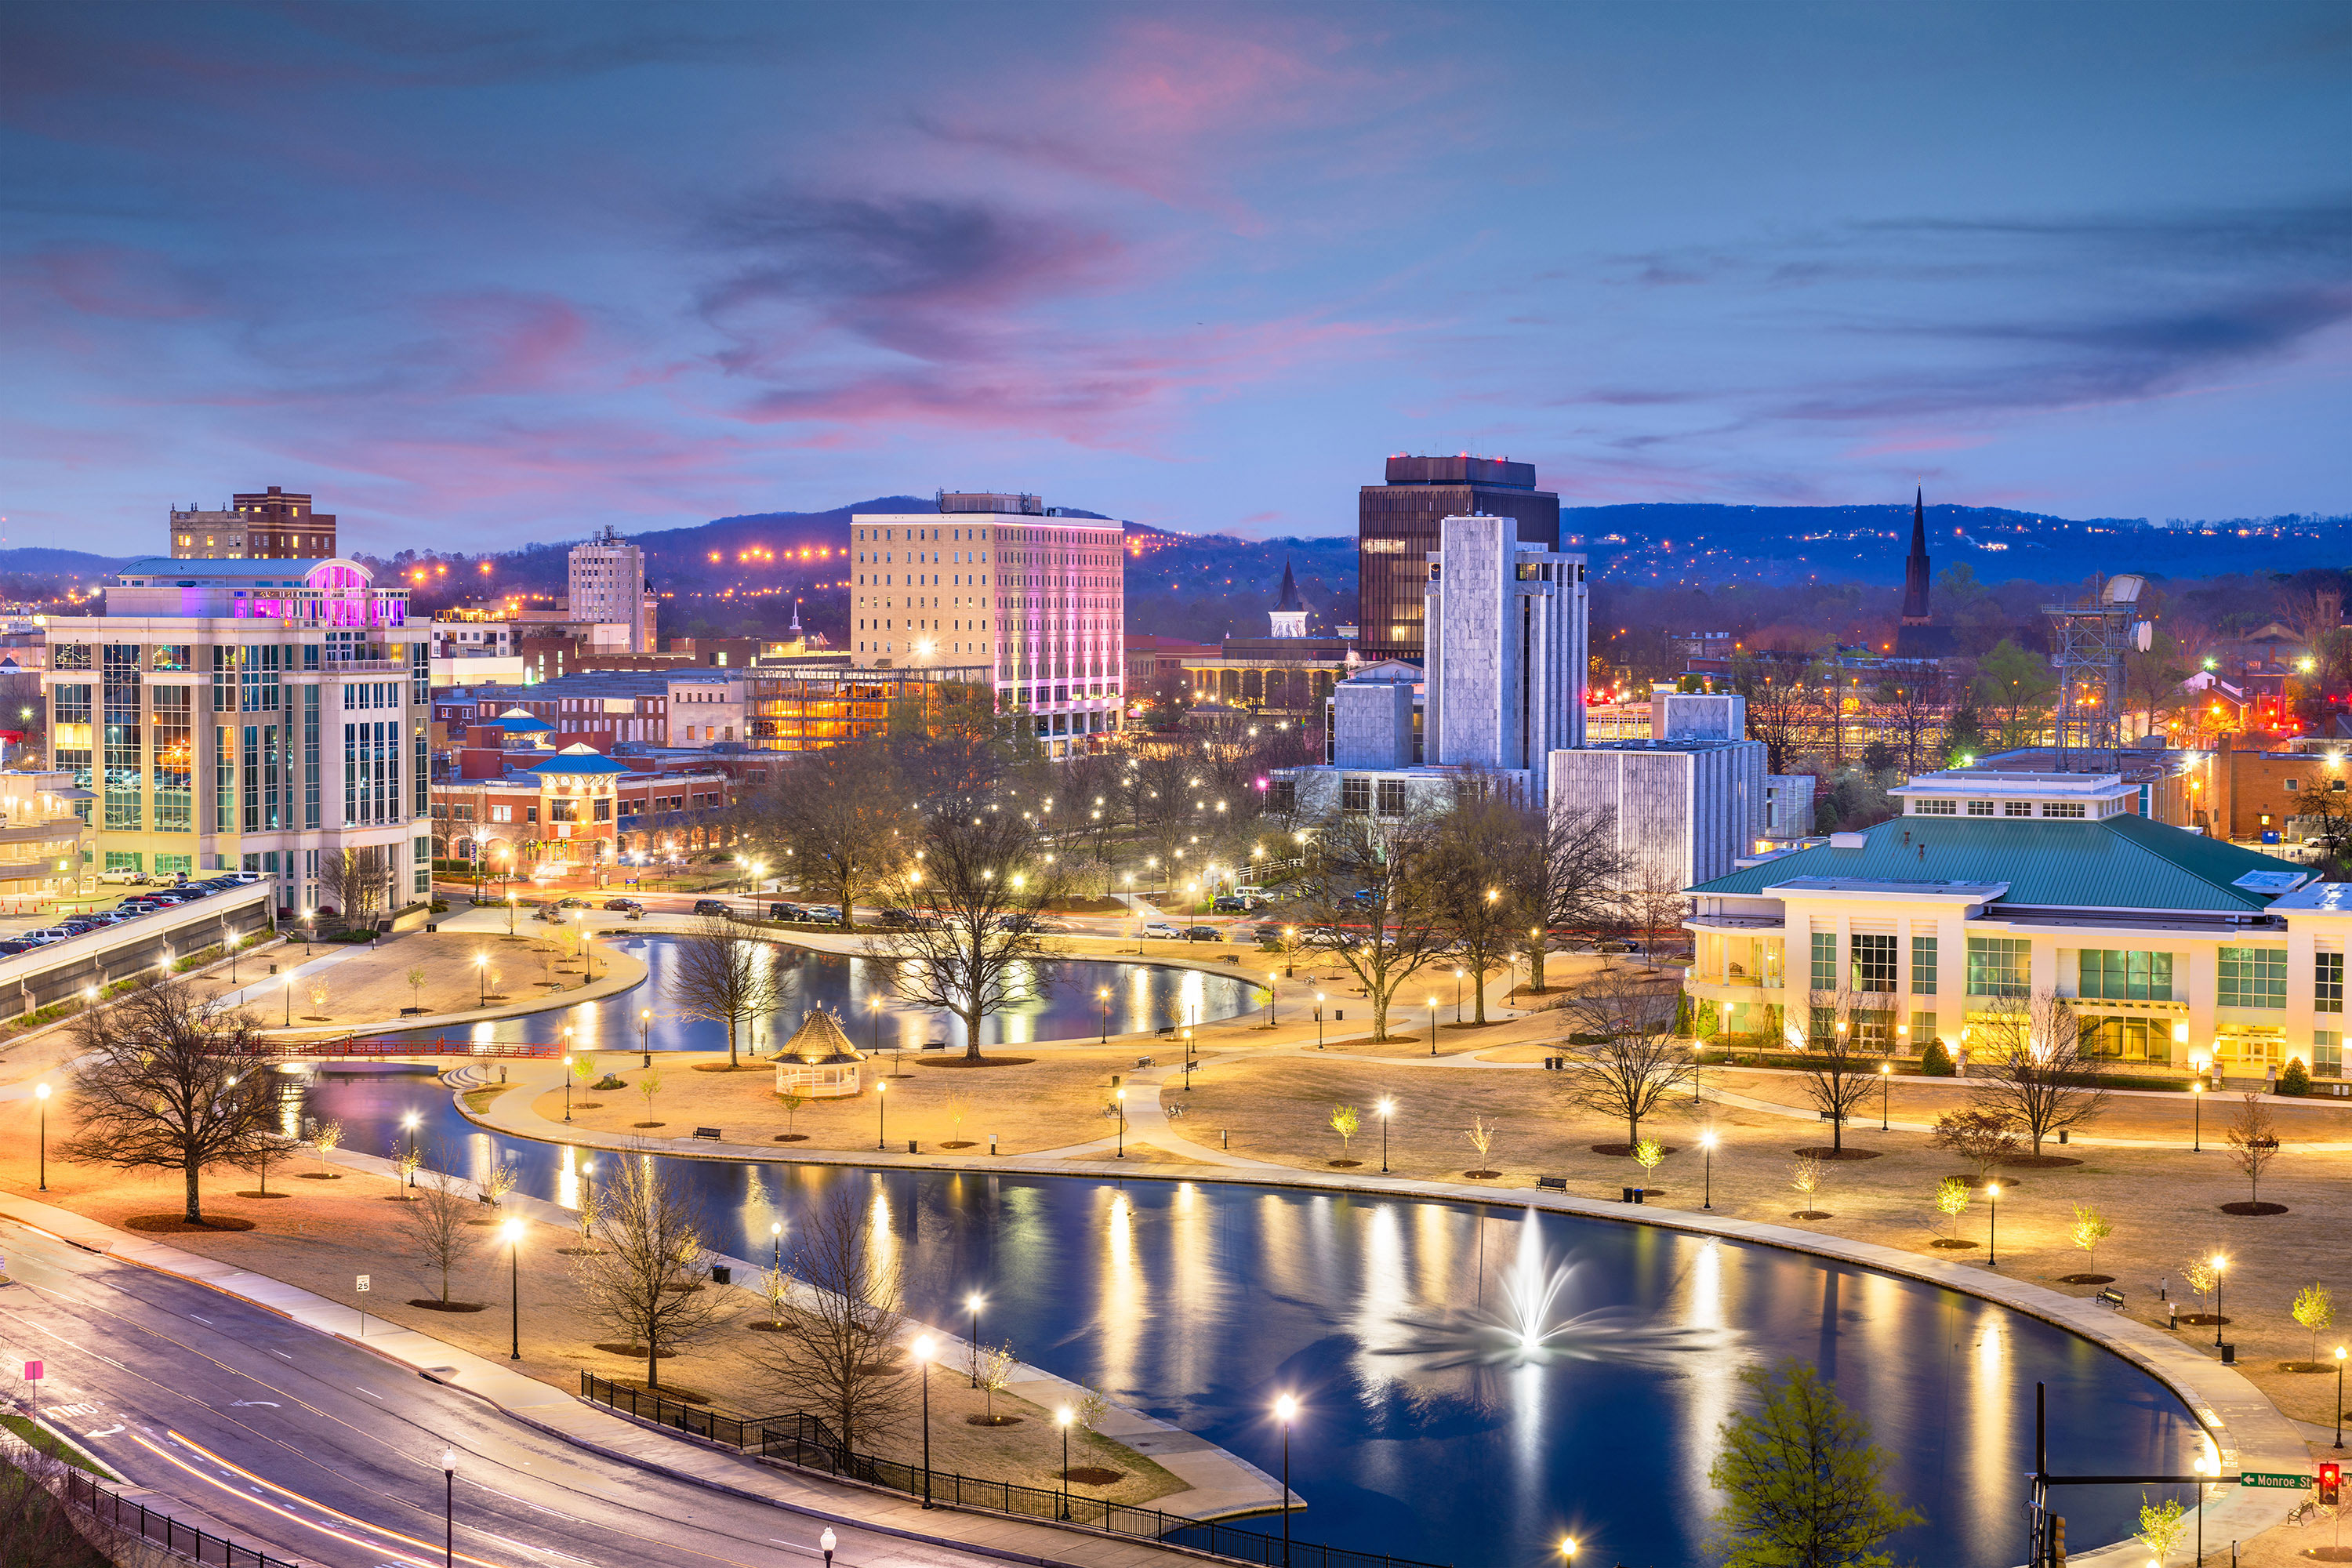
top-left (317, 845), bottom-right (388, 928)
top-left (751, 1182), bottom-right (913, 1450)
top-left (863, 800), bottom-right (1062, 1061)
top-left (1419, 796), bottom-right (1523, 1025)
top-left (0, 1440), bottom-right (131, 1568)
top-left (1559, 972), bottom-right (1693, 1149)
top-left (1291, 810), bottom-right (1450, 1040)
top-left (238, 1130), bottom-right (295, 1196)
top-left (1929, 1110), bottom-right (2020, 1181)
top-left (746, 742), bottom-right (915, 930)
top-left (1965, 993), bottom-right (2108, 1156)
top-left (397, 1156), bottom-right (485, 1305)
top-left (572, 1155), bottom-right (721, 1392)
top-left (55, 977), bottom-right (281, 1223)
top-left (666, 916), bottom-right (786, 1069)
top-left (1795, 987), bottom-right (1886, 1155)
top-left (2224, 1094), bottom-right (2280, 1207)
top-left (1500, 803), bottom-right (1624, 993)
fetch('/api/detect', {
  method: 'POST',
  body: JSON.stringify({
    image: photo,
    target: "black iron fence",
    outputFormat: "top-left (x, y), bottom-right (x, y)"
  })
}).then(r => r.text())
top-left (580, 1373), bottom-right (1445, 1568)
top-left (64, 1468), bottom-right (304, 1568)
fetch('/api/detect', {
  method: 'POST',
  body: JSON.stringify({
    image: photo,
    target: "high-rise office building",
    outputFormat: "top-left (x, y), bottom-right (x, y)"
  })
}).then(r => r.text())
top-left (1421, 514), bottom-right (1588, 777)
top-left (568, 525), bottom-right (658, 653)
top-left (849, 492), bottom-right (1123, 757)
top-left (1357, 455), bottom-right (1559, 662)
top-left (47, 557), bottom-right (430, 916)
top-left (170, 485), bottom-right (338, 560)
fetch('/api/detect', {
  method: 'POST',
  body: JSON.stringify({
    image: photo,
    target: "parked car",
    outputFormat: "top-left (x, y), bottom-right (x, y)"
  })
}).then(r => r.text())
top-left (1211, 895), bottom-right (1261, 913)
top-left (96, 867), bottom-right (143, 886)
top-left (602, 898), bottom-right (643, 913)
top-left (1183, 925), bottom-right (1225, 942)
top-left (1140, 921), bottom-right (1182, 939)
top-left (691, 898), bottom-right (732, 917)
top-left (1027, 917), bottom-right (1073, 933)
top-left (879, 907), bottom-right (922, 928)
top-left (767, 902), bottom-right (809, 921)
top-left (800, 904), bottom-right (842, 923)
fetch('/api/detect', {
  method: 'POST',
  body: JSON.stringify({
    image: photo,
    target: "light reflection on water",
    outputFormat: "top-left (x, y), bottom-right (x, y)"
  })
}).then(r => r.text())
top-left (296, 1068), bottom-right (2199, 1568)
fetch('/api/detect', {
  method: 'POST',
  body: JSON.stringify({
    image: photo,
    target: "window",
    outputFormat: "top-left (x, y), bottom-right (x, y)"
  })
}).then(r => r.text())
top-left (150, 684), bottom-right (191, 833)
top-left (2082, 1015), bottom-right (2171, 1064)
top-left (1850, 933), bottom-right (1896, 993)
top-left (103, 851), bottom-right (143, 873)
top-left (2002, 800), bottom-right (2032, 818)
top-left (2042, 801), bottom-right (2086, 818)
top-left (1269, 779), bottom-right (1296, 813)
top-left (2078, 949), bottom-right (2174, 1003)
top-left (2218, 946), bottom-right (2287, 1009)
top-left (1341, 777), bottom-right (1371, 814)
top-left (1966, 800), bottom-right (1994, 816)
top-left (153, 854), bottom-right (191, 876)
top-left (1908, 1010), bottom-right (1938, 1049)
top-left (1809, 1004), bottom-right (1836, 1043)
top-left (2285, 777), bottom-right (2300, 791)
top-left (1810, 931), bottom-right (1837, 993)
top-left (1911, 935), bottom-right (1937, 995)
top-left (2317, 1030), bottom-right (2343, 1079)
top-left (489, 804), bottom-right (513, 823)
top-left (1376, 779), bottom-right (1408, 816)
top-left (53, 644), bottom-right (90, 671)
top-left (2318, 952), bottom-right (2343, 1014)
top-left (1966, 935), bottom-right (2031, 997)
top-left (1914, 797), bottom-right (1956, 815)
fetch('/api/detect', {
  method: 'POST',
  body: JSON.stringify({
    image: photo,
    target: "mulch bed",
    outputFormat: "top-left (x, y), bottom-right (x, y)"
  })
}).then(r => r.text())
top-left (2057, 1273), bottom-right (2115, 1285)
top-left (2278, 1361), bottom-right (2336, 1373)
top-left (774, 1134), bottom-right (809, 1142)
top-left (1063, 1466), bottom-right (1124, 1486)
top-left (2004, 1154), bottom-right (2083, 1169)
top-left (1792, 1147), bottom-right (1882, 1161)
top-left (382, 1193), bottom-right (419, 1202)
top-left (1590, 1144), bottom-right (1680, 1157)
top-left (234, 1190), bottom-right (293, 1200)
top-left (941, 1141), bottom-right (977, 1150)
top-left (1950, 1175), bottom-right (2020, 1189)
top-left (296, 1172), bottom-right (343, 1180)
top-left (745, 1320), bottom-right (786, 1333)
top-left (557, 1246), bottom-right (601, 1257)
top-left (1463, 1169), bottom-right (1501, 1179)
top-left (123, 1214), bottom-right (257, 1233)
top-left (691, 1063), bottom-right (768, 1073)
top-left (2177, 1313), bottom-right (2230, 1326)
top-left (1929, 1239), bottom-right (1980, 1250)
top-left (593, 1343), bottom-right (677, 1359)
top-left (1327, 1159), bottom-right (1361, 1168)
top-left (2297, 1548), bottom-right (2352, 1562)
top-left (1789, 1210), bottom-right (1833, 1220)
top-left (917, 1056), bottom-right (1036, 1069)
top-left (633, 1120), bottom-right (665, 1128)
top-left (408, 1299), bottom-right (487, 1313)
top-left (2220, 1201), bottom-right (2289, 1215)
top-left (964, 1414), bottom-right (1023, 1427)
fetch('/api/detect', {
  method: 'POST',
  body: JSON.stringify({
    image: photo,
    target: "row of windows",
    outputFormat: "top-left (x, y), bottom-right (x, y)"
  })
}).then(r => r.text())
top-left (1911, 797), bottom-right (2089, 818)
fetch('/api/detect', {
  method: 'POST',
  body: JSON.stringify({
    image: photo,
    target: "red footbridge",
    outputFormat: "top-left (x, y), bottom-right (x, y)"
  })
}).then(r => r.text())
top-left (245, 1037), bottom-right (560, 1061)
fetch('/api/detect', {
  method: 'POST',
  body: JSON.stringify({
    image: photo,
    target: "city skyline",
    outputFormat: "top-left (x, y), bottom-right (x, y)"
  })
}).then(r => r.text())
top-left (0, 2), bottom-right (2345, 554)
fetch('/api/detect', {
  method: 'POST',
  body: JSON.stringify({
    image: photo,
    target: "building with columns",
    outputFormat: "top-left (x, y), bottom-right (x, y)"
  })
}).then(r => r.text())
top-left (850, 493), bottom-right (1123, 757)
top-left (1679, 766), bottom-right (2350, 1088)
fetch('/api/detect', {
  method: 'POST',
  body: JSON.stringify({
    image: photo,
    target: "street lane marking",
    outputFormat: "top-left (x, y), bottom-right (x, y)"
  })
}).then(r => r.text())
top-left (85, 1425), bottom-right (123, 1438)
top-left (357, 1385), bottom-right (384, 1399)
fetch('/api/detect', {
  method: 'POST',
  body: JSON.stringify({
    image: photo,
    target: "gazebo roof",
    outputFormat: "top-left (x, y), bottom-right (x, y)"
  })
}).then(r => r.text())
top-left (773, 1009), bottom-right (864, 1066)
top-left (493, 707), bottom-right (554, 734)
top-left (526, 742), bottom-right (632, 777)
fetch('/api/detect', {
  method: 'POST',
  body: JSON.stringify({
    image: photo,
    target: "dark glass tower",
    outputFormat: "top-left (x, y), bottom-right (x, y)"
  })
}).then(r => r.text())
top-left (1357, 456), bottom-right (1559, 663)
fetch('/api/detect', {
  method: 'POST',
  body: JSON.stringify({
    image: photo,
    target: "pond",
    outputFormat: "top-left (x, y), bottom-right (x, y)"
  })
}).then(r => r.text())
top-left (292, 1061), bottom-right (2199, 1568)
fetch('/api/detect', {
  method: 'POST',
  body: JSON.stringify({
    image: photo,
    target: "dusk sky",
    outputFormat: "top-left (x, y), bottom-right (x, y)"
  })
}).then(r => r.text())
top-left (2, 0), bottom-right (2346, 555)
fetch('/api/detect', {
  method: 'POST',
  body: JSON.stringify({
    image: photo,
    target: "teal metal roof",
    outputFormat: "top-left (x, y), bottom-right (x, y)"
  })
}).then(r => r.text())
top-left (491, 710), bottom-right (554, 733)
top-left (525, 746), bottom-right (631, 777)
top-left (1692, 813), bottom-right (2307, 914)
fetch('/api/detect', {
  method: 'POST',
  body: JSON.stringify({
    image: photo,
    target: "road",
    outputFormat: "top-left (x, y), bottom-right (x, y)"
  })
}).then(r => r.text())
top-left (0, 1219), bottom-right (1007, 1568)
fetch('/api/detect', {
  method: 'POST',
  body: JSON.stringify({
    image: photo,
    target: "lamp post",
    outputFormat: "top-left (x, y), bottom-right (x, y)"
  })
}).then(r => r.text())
top-left (401, 1112), bottom-right (419, 1186)
top-left (1558, 1540), bottom-right (1576, 1566)
top-left (2194, 1451), bottom-right (2216, 1566)
top-left (1115, 1087), bottom-right (1126, 1158)
top-left (1098, 987), bottom-right (1110, 1043)
top-left (1428, 996), bottom-right (1438, 1055)
top-left (770, 1221), bottom-right (783, 1272)
top-left (2336, 1344), bottom-right (2347, 1449)
top-left (1377, 1097), bottom-right (1393, 1173)
top-left (876, 1078), bottom-right (888, 1150)
top-left (1315, 993), bottom-right (1325, 1049)
top-left (475, 953), bottom-right (488, 1007)
top-left (284, 972), bottom-right (293, 1029)
top-left (1700, 1130), bottom-right (1716, 1210)
top-left (2212, 1254), bottom-right (2228, 1348)
top-left (820, 1528), bottom-right (835, 1568)
top-left (913, 1335), bottom-right (935, 1507)
top-left (441, 1447), bottom-right (456, 1568)
top-left (503, 1218), bottom-right (523, 1360)
top-left (637, 1006), bottom-right (652, 1067)
top-left (1273, 1395), bottom-right (1296, 1568)
top-left (1055, 1406), bottom-right (1074, 1519)
top-left (34, 1083), bottom-right (50, 1190)
top-left (506, 891), bottom-right (517, 937)
top-left (966, 1293), bottom-right (984, 1386)
top-left (1265, 974), bottom-right (1276, 1027)
top-left (868, 994), bottom-right (882, 1059)
top-left (1879, 1061), bottom-right (1892, 1131)
top-left (1986, 1181), bottom-right (2000, 1266)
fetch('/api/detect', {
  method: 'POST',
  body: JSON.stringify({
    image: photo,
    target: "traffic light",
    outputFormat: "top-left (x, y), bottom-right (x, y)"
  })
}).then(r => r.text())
top-left (2321, 1462), bottom-right (2341, 1506)
top-left (2048, 1515), bottom-right (2065, 1566)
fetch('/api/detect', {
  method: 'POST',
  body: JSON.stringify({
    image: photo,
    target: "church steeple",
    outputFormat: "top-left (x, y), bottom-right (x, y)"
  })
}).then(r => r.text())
top-left (1900, 488), bottom-right (1932, 626)
top-left (1269, 560), bottom-right (1308, 638)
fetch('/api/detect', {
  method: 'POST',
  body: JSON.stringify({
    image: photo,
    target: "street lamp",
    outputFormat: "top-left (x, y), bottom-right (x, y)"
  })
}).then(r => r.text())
top-left (1558, 1540), bottom-right (1575, 1565)
top-left (637, 1007), bottom-right (652, 1066)
top-left (1428, 996), bottom-right (1438, 1055)
top-left (820, 1527), bottom-right (835, 1568)
top-left (1055, 1406), bottom-right (1074, 1519)
top-left (441, 1447), bottom-right (456, 1568)
top-left (401, 1112), bottom-right (419, 1185)
top-left (1879, 1061), bottom-right (1891, 1131)
top-left (1700, 1129), bottom-right (1717, 1210)
top-left (1376, 1097), bottom-right (1394, 1173)
top-left (875, 1078), bottom-right (888, 1150)
top-left (966, 1292), bottom-right (984, 1386)
top-left (34, 1083), bottom-right (50, 1190)
top-left (503, 1217), bottom-right (523, 1359)
top-left (770, 1221), bottom-right (783, 1271)
top-left (1454, 967), bottom-right (1465, 1023)
top-left (283, 972), bottom-right (293, 1029)
top-left (1985, 1181), bottom-right (2000, 1265)
top-left (475, 952), bottom-right (488, 1007)
top-left (1115, 1087), bottom-right (1127, 1158)
top-left (2336, 1344), bottom-right (2347, 1449)
top-left (2190, 1068), bottom-right (2206, 1152)
top-left (1315, 993), bottom-right (1326, 1049)
top-left (1098, 987), bottom-right (1110, 1043)
top-left (2212, 1254), bottom-right (2228, 1348)
top-left (913, 1334), bottom-right (935, 1507)
top-left (1265, 974), bottom-right (1276, 1027)
top-left (1273, 1394), bottom-right (1297, 1568)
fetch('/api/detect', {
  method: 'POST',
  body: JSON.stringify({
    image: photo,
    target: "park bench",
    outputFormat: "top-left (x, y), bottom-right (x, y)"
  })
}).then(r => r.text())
top-left (1134, 1056), bottom-right (1155, 1068)
top-left (691, 1127), bottom-right (723, 1142)
top-left (920, 1040), bottom-right (948, 1051)
top-left (2095, 1288), bottom-right (2125, 1311)
top-left (1163, 1103), bottom-right (1186, 1120)
top-left (1535, 1175), bottom-right (1569, 1192)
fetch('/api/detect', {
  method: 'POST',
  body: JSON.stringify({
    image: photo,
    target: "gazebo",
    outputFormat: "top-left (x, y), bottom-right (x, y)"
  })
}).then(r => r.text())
top-left (772, 1009), bottom-right (865, 1098)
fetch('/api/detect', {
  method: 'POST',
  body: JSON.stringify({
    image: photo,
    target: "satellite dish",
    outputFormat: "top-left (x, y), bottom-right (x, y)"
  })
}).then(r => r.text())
top-left (2102, 574), bottom-right (2146, 605)
top-left (2135, 620), bottom-right (2154, 653)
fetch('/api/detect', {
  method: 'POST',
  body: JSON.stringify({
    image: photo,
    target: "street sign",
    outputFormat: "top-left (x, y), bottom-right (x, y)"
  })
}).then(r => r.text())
top-left (2241, 1472), bottom-right (2312, 1489)
top-left (355, 1274), bottom-right (370, 1294)
top-left (23, 1359), bottom-right (41, 1381)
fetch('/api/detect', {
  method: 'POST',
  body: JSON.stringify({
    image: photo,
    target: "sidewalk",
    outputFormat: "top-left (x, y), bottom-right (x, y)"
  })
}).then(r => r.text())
top-left (0, 1182), bottom-right (1290, 1568)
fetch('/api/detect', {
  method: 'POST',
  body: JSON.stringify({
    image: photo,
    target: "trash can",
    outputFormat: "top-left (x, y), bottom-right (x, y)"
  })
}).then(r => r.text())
top-left (2057, 1129), bottom-right (2069, 1145)
top-left (1622, 1186), bottom-right (1637, 1203)
top-left (711, 1265), bottom-right (732, 1285)
top-left (907, 1138), bottom-right (919, 1154)
top-left (2220, 1343), bottom-right (2236, 1365)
